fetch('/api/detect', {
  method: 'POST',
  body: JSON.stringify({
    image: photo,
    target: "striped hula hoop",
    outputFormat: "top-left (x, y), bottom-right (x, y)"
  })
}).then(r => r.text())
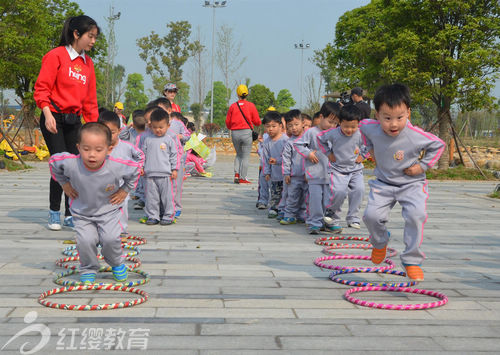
top-left (314, 254), bottom-right (395, 272)
top-left (55, 255), bottom-right (142, 271)
top-left (53, 266), bottom-right (150, 287)
top-left (315, 235), bottom-right (370, 246)
top-left (329, 268), bottom-right (418, 287)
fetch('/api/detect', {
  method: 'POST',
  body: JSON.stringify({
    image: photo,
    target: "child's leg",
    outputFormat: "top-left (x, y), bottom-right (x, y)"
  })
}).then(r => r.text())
top-left (324, 173), bottom-right (338, 218)
top-left (307, 183), bottom-right (324, 228)
top-left (363, 179), bottom-right (396, 249)
top-left (258, 168), bottom-right (270, 205)
top-left (397, 181), bottom-right (428, 266)
top-left (346, 170), bottom-right (365, 225)
top-left (98, 210), bottom-right (123, 268)
top-left (75, 217), bottom-right (100, 275)
top-left (329, 171), bottom-right (349, 224)
top-left (119, 195), bottom-right (130, 234)
top-left (144, 177), bottom-right (160, 220)
top-left (298, 181), bottom-right (308, 220)
top-left (278, 181), bottom-right (287, 215)
top-left (174, 155), bottom-right (186, 212)
top-left (284, 177), bottom-right (301, 219)
top-left (269, 181), bottom-right (282, 212)
top-left (136, 175), bottom-right (145, 202)
top-left (161, 177), bottom-right (175, 221)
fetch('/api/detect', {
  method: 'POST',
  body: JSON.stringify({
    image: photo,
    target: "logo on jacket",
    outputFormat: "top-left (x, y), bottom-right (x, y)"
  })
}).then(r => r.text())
top-left (160, 143), bottom-right (167, 151)
top-left (105, 184), bottom-right (116, 192)
top-left (68, 65), bottom-right (87, 85)
top-left (393, 150), bottom-right (404, 161)
top-left (354, 147), bottom-right (360, 155)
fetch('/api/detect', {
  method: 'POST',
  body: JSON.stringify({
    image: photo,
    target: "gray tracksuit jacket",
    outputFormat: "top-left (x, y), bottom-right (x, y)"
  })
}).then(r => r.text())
top-left (142, 134), bottom-right (179, 177)
top-left (282, 135), bottom-right (305, 178)
top-left (317, 127), bottom-right (365, 173)
top-left (293, 127), bottom-right (329, 185)
top-left (263, 134), bottom-right (289, 182)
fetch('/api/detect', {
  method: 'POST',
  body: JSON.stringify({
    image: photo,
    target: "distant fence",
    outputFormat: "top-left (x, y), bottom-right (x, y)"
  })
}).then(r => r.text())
top-left (203, 137), bottom-right (258, 155)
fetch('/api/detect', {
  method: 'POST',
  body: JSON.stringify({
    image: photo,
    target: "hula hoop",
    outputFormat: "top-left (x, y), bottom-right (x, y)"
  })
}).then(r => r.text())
top-left (53, 266), bottom-right (150, 287)
top-left (38, 284), bottom-right (148, 310)
top-left (329, 268), bottom-right (418, 287)
top-left (322, 244), bottom-right (398, 258)
top-left (314, 254), bottom-right (394, 272)
top-left (344, 286), bottom-right (448, 310)
top-left (315, 235), bottom-right (370, 246)
top-left (121, 235), bottom-right (147, 246)
top-left (55, 256), bottom-right (141, 271)
top-left (62, 244), bottom-right (140, 257)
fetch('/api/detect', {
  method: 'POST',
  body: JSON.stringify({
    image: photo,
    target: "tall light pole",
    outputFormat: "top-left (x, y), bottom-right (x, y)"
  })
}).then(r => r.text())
top-left (203, 0), bottom-right (227, 123)
top-left (294, 40), bottom-right (310, 109)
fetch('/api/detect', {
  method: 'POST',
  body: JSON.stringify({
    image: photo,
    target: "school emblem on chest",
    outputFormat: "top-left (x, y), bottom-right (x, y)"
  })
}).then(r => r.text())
top-left (393, 150), bottom-right (404, 161)
top-left (105, 184), bottom-right (115, 192)
top-left (160, 143), bottom-right (167, 151)
top-left (354, 147), bottom-right (360, 155)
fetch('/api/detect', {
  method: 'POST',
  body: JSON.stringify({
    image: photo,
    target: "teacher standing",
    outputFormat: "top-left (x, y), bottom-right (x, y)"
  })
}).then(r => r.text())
top-left (225, 85), bottom-right (261, 184)
top-left (34, 15), bottom-right (100, 231)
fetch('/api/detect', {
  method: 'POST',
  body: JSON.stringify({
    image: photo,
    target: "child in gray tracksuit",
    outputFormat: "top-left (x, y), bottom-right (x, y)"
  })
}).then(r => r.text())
top-left (263, 111), bottom-right (288, 219)
top-left (256, 131), bottom-right (270, 209)
top-left (360, 83), bottom-right (445, 281)
top-left (142, 109), bottom-right (179, 225)
top-left (49, 122), bottom-right (142, 284)
top-left (317, 104), bottom-right (366, 229)
top-left (281, 110), bottom-right (307, 225)
top-left (294, 102), bottom-right (341, 234)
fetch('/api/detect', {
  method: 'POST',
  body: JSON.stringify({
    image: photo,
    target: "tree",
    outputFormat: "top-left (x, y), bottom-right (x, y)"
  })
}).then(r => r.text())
top-left (249, 84), bottom-right (275, 117)
top-left (313, 0), bottom-right (500, 168)
top-left (123, 73), bottom-right (148, 115)
top-left (102, 6), bottom-right (121, 108)
top-left (189, 26), bottom-right (208, 108)
top-left (304, 74), bottom-right (323, 116)
top-left (175, 81), bottom-right (191, 113)
top-left (137, 21), bottom-right (198, 94)
top-left (275, 89), bottom-right (296, 113)
top-left (215, 24), bottom-right (247, 105)
top-left (204, 81), bottom-right (228, 128)
top-left (190, 102), bottom-right (202, 130)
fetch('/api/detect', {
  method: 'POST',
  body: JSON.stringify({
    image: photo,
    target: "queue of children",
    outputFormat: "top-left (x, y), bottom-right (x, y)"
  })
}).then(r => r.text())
top-left (255, 83), bottom-right (445, 281)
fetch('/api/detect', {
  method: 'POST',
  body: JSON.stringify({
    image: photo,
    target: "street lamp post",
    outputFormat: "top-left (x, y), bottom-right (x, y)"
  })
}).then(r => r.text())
top-left (203, 0), bottom-right (227, 123)
top-left (294, 40), bottom-right (310, 109)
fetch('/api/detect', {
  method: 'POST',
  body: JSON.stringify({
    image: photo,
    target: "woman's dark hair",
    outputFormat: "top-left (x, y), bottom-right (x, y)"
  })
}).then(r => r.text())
top-left (150, 108), bottom-right (170, 123)
top-left (98, 110), bottom-right (121, 129)
top-left (338, 104), bottom-right (362, 122)
top-left (319, 101), bottom-right (341, 119)
top-left (59, 15), bottom-right (100, 47)
top-left (186, 122), bottom-right (196, 131)
top-left (373, 83), bottom-right (411, 111)
top-left (78, 122), bottom-right (111, 146)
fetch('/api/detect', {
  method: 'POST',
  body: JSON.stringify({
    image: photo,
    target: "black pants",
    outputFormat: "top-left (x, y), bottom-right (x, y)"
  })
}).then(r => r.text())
top-left (40, 112), bottom-right (81, 216)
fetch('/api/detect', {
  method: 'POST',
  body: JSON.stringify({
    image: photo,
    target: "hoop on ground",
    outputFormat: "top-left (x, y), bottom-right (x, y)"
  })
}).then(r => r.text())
top-left (344, 286), bottom-right (448, 310)
top-left (55, 256), bottom-right (141, 271)
top-left (329, 268), bottom-right (418, 287)
top-left (62, 244), bottom-right (140, 257)
top-left (315, 235), bottom-right (370, 246)
top-left (38, 284), bottom-right (148, 310)
top-left (314, 254), bottom-right (394, 272)
top-left (53, 266), bottom-right (150, 287)
top-left (322, 244), bottom-right (398, 258)
top-left (121, 235), bottom-right (147, 246)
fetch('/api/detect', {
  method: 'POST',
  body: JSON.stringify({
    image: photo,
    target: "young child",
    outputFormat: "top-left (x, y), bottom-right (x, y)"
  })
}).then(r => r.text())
top-left (142, 108), bottom-right (179, 225)
top-left (119, 110), bottom-right (146, 146)
top-left (49, 122), bottom-right (143, 284)
top-left (256, 125), bottom-right (270, 210)
top-left (359, 83), bottom-right (445, 281)
top-left (99, 111), bottom-right (144, 236)
top-left (280, 110), bottom-right (307, 225)
top-left (301, 113), bottom-right (313, 131)
top-left (318, 104), bottom-right (366, 230)
top-left (262, 111), bottom-right (288, 219)
top-left (294, 102), bottom-right (341, 234)
top-left (312, 111), bottom-right (321, 128)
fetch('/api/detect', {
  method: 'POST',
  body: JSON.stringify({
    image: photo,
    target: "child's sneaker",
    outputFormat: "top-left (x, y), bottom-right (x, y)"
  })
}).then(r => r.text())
top-left (112, 264), bottom-right (128, 282)
top-left (48, 210), bottom-right (62, 231)
top-left (160, 219), bottom-right (173, 225)
top-left (280, 217), bottom-right (296, 225)
top-left (348, 222), bottom-right (361, 229)
top-left (63, 216), bottom-right (75, 229)
top-left (325, 225), bottom-right (343, 234)
top-left (268, 210), bottom-right (278, 218)
top-left (371, 245), bottom-right (387, 264)
top-left (175, 210), bottom-right (181, 218)
top-left (404, 265), bottom-right (424, 281)
top-left (276, 212), bottom-right (284, 221)
top-left (234, 173), bottom-right (240, 184)
top-left (296, 218), bottom-right (306, 224)
top-left (309, 226), bottom-right (321, 235)
top-left (133, 201), bottom-right (145, 210)
top-left (146, 218), bottom-right (159, 225)
top-left (80, 273), bottom-right (96, 285)
top-left (257, 203), bottom-right (267, 210)
top-left (139, 216), bottom-right (147, 224)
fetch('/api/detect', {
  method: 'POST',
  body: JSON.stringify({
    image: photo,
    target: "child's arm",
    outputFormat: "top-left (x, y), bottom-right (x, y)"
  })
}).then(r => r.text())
top-left (49, 153), bottom-right (79, 199)
top-left (169, 138), bottom-right (179, 180)
top-left (294, 131), bottom-right (318, 163)
top-left (316, 128), bottom-right (334, 155)
top-left (281, 141), bottom-right (292, 183)
top-left (405, 130), bottom-right (445, 176)
top-left (262, 142), bottom-right (271, 178)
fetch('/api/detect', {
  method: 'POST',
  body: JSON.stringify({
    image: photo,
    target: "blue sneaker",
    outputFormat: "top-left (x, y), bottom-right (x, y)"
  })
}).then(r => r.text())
top-left (80, 273), bottom-right (96, 285)
top-left (325, 225), bottom-right (343, 234)
top-left (280, 217), bottom-right (297, 225)
top-left (175, 210), bottom-right (181, 218)
top-left (48, 210), bottom-right (61, 231)
top-left (309, 226), bottom-right (321, 235)
top-left (63, 216), bottom-right (74, 228)
top-left (276, 212), bottom-right (284, 221)
top-left (112, 264), bottom-right (128, 282)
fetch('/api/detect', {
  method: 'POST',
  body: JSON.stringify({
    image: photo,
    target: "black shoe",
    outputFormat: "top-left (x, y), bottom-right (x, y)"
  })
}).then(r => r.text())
top-left (160, 219), bottom-right (173, 225)
top-left (146, 218), bottom-right (159, 225)
top-left (134, 201), bottom-right (145, 210)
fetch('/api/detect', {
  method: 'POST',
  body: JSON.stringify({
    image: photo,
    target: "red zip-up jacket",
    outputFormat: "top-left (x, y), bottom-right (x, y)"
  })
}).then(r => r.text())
top-left (226, 100), bottom-right (261, 130)
top-left (34, 46), bottom-right (98, 123)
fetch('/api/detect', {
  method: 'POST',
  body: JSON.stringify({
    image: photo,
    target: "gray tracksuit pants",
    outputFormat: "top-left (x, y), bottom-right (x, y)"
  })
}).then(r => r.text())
top-left (330, 170), bottom-right (364, 224)
top-left (174, 154), bottom-right (187, 212)
top-left (119, 195), bottom-right (130, 233)
top-left (75, 210), bottom-right (123, 275)
top-left (363, 179), bottom-right (428, 266)
top-left (284, 177), bottom-right (307, 220)
top-left (306, 183), bottom-right (330, 228)
top-left (145, 176), bottom-right (175, 221)
top-left (231, 129), bottom-right (253, 179)
top-left (257, 167), bottom-right (270, 205)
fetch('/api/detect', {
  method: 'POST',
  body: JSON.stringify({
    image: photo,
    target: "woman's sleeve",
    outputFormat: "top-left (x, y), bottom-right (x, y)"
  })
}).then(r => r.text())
top-left (82, 57), bottom-right (99, 122)
top-left (34, 50), bottom-right (59, 110)
top-left (250, 103), bottom-right (261, 127)
top-left (225, 103), bottom-right (233, 129)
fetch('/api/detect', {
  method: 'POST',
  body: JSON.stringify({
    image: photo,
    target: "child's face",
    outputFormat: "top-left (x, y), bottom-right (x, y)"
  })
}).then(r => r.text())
top-left (103, 122), bottom-right (120, 146)
top-left (312, 117), bottom-right (321, 127)
top-left (376, 103), bottom-right (409, 137)
top-left (339, 120), bottom-right (359, 137)
top-left (151, 119), bottom-right (169, 137)
top-left (303, 119), bottom-right (312, 131)
top-left (287, 117), bottom-right (304, 137)
top-left (144, 112), bottom-right (152, 128)
top-left (77, 131), bottom-right (110, 170)
top-left (319, 114), bottom-right (339, 131)
top-left (265, 121), bottom-right (282, 138)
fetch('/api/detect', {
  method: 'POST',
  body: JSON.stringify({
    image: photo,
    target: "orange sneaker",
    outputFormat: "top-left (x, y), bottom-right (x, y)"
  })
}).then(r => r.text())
top-left (404, 265), bottom-right (424, 281)
top-left (371, 246), bottom-right (387, 264)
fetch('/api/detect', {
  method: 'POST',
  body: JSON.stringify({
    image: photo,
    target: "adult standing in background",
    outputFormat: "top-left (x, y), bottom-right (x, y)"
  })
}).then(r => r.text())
top-left (164, 83), bottom-right (181, 112)
top-left (350, 87), bottom-right (372, 119)
top-left (226, 84), bottom-right (261, 184)
top-left (114, 101), bottom-right (127, 128)
top-left (34, 15), bottom-right (100, 231)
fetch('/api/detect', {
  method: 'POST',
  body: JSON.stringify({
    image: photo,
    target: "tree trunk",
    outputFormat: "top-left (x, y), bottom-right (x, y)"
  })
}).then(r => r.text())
top-left (437, 104), bottom-right (451, 169)
top-left (21, 100), bottom-right (36, 146)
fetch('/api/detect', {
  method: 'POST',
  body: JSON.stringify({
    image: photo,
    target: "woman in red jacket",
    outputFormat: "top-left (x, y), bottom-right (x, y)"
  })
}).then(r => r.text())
top-left (225, 85), bottom-right (261, 184)
top-left (34, 15), bottom-right (100, 231)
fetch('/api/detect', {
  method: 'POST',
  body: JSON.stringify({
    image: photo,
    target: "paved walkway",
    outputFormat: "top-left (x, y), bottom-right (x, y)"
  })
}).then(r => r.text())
top-left (0, 155), bottom-right (499, 354)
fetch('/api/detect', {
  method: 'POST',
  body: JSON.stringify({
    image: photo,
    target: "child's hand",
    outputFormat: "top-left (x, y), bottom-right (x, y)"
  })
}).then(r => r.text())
top-left (328, 153), bottom-right (336, 163)
top-left (140, 169), bottom-right (144, 176)
top-left (171, 170), bottom-right (178, 180)
top-left (258, 135), bottom-right (263, 143)
top-left (62, 182), bottom-right (78, 199)
top-left (404, 163), bottom-right (424, 176)
top-left (308, 151), bottom-right (319, 164)
top-left (269, 157), bottom-right (277, 165)
top-left (284, 175), bottom-right (291, 185)
top-left (355, 155), bottom-right (364, 163)
top-left (109, 188), bottom-right (128, 205)
top-left (177, 134), bottom-right (183, 140)
top-left (265, 174), bottom-right (271, 181)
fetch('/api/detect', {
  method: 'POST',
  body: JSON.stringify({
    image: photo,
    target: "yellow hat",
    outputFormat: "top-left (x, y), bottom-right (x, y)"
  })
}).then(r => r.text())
top-left (114, 102), bottom-right (124, 110)
top-left (236, 84), bottom-right (249, 97)
top-left (266, 106), bottom-right (276, 111)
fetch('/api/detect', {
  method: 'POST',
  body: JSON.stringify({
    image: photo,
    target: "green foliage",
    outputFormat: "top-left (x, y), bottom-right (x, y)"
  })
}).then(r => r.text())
top-left (204, 81), bottom-right (228, 128)
top-left (123, 73), bottom-right (148, 115)
top-left (425, 166), bottom-right (497, 181)
top-left (190, 102), bottom-right (202, 129)
top-left (275, 89), bottom-right (296, 113)
top-left (249, 84), bottom-right (275, 117)
top-left (175, 81), bottom-right (190, 113)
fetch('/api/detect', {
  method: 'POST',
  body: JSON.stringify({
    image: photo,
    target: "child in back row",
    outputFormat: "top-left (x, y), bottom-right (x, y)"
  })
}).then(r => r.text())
top-left (318, 104), bottom-right (366, 230)
top-left (360, 83), bottom-right (445, 281)
top-left (256, 126), bottom-right (270, 210)
top-left (49, 122), bottom-right (143, 284)
top-left (119, 110), bottom-right (146, 146)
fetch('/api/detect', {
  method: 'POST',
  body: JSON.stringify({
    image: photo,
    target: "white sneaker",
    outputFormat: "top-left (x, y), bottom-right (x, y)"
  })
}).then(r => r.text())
top-left (48, 210), bottom-right (62, 231)
top-left (323, 216), bottom-right (334, 225)
top-left (348, 222), bottom-right (361, 229)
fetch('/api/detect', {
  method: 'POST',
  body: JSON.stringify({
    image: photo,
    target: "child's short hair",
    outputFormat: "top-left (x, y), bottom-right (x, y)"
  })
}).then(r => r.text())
top-left (284, 109), bottom-right (302, 123)
top-left (170, 111), bottom-right (188, 125)
top-left (144, 105), bottom-right (158, 118)
top-left (132, 109), bottom-right (144, 119)
top-left (373, 83), bottom-right (411, 111)
top-left (132, 113), bottom-right (146, 131)
top-left (263, 110), bottom-right (282, 125)
top-left (98, 110), bottom-right (121, 129)
top-left (319, 101), bottom-right (341, 119)
top-left (313, 111), bottom-right (321, 120)
top-left (149, 97), bottom-right (172, 110)
top-left (150, 107), bottom-right (170, 124)
top-left (339, 104), bottom-right (362, 122)
top-left (301, 113), bottom-right (312, 122)
top-left (78, 122), bottom-right (111, 146)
